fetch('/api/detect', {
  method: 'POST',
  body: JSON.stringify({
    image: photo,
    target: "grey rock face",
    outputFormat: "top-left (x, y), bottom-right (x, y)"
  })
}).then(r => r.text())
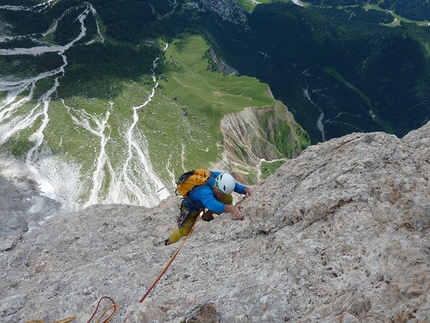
top-left (1, 122), bottom-right (429, 323)
top-left (0, 168), bottom-right (62, 239)
top-left (219, 101), bottom-right (307, 183)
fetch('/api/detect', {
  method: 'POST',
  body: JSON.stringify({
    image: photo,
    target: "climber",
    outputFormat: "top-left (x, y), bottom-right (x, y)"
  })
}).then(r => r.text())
top-left (164, 171), bottom-right (254, 245)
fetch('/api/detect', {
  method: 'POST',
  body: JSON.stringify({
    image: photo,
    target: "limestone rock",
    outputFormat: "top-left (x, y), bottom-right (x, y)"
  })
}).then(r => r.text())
top-left (0, 158), bottom-right (62, 238)
top-left (1, 122), bottom-right (429, 323)
top-left (220, 101), bottom-right (308, 183)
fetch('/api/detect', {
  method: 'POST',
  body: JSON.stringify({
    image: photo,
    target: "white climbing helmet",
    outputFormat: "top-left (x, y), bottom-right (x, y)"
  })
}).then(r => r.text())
top-left (214, 173), bottom-right (235, 194)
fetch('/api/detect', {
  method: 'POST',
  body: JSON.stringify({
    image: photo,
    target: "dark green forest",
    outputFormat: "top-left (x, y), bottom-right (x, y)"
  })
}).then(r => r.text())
top-left (306, 0), bottom-right (430, 21)
top-left (195, 2), bottom-right (430, 142)
top-left (375, 0), bottom-right (430, 21)
top-left (1, 0), bottom-right (430, 143)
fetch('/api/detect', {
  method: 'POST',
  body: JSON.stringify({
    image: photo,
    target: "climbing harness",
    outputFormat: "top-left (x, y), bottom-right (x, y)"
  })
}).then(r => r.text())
top-left (139, 211), bottom-right (201, 303)
top-left (177, 200), bottom-right (191, 228)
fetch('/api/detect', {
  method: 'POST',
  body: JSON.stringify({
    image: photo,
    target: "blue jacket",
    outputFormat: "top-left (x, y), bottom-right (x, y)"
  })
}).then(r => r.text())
top-left (183, 171), bottom-right (246, 213)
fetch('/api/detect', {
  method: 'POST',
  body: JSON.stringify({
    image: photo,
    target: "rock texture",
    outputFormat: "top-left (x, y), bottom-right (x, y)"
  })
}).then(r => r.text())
top-left (220, 100), bottom-right (309, 183)
top-left (1, 122), bottom-right (430, 323)
top-left (0, 157), bottom-right (62, 239)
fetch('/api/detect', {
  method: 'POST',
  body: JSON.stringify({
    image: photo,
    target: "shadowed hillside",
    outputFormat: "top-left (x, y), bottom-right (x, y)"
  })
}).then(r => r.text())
top-left (198, 1), bottom-right (430, 143)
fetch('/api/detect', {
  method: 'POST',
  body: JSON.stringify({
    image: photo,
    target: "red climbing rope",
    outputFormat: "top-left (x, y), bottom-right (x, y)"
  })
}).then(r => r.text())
top-left (138, 212), bottom-right (201, 303)
top-left (86, 295), bottom-right (119, 323)
top-left (26, 213), bottom-right (200, 323)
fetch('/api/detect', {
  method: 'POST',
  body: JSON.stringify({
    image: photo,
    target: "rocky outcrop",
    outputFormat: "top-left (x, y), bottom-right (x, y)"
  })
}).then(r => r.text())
top-left (219, 100), bottom-right (309, 183)
top-left (1, 122), bottom-right (429, 323)
top-left (209, 48), bottom-right (239, 75)
top-left (0, 157), bottom-right (62, 239)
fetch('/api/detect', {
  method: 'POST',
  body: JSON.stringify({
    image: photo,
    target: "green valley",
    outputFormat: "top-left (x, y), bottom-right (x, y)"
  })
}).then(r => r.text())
top-left (0, 0), bottom-right (308, 209)
top-left (1, 0), bottom-right (430, 209)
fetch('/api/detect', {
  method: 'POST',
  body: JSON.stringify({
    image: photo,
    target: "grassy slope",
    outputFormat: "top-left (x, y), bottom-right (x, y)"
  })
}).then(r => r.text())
top-left (40, 34), bottom-right (277, 192)
top-left (1, 0), bottom-right (297, 205)
top-left (156, 34), bottom-right (276, 176)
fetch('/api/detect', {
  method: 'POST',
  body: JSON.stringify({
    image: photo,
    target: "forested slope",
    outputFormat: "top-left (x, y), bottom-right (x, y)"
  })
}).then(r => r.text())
top-left (200, 1), bottom-right (430, 142)
top-left (3, 0), bottom-right (430, 143)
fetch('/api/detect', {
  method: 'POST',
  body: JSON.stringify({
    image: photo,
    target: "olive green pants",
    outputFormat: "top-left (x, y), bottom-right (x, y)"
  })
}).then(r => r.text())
top-left (167, 194), bottom-right (233, 244)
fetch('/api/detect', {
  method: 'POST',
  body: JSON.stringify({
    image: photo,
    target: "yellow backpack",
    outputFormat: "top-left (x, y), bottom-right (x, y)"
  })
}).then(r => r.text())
top-left (176, 169), bottom-right (212, 198)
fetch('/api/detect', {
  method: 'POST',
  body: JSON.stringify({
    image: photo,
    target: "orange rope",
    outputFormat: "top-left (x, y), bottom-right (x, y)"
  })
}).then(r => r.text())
top-left (25, 317), bottom-right (76, 323)
top-left (139, 212), bottom-right (201, 303)
top-left (86, 296), bottom-right (119, 323)
top-left (26, 213), bottom-right (200, 323)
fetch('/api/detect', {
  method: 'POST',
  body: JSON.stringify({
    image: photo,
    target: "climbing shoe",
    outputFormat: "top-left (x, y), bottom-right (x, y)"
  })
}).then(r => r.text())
top-left (202, 211), bottom-right (214, 222)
